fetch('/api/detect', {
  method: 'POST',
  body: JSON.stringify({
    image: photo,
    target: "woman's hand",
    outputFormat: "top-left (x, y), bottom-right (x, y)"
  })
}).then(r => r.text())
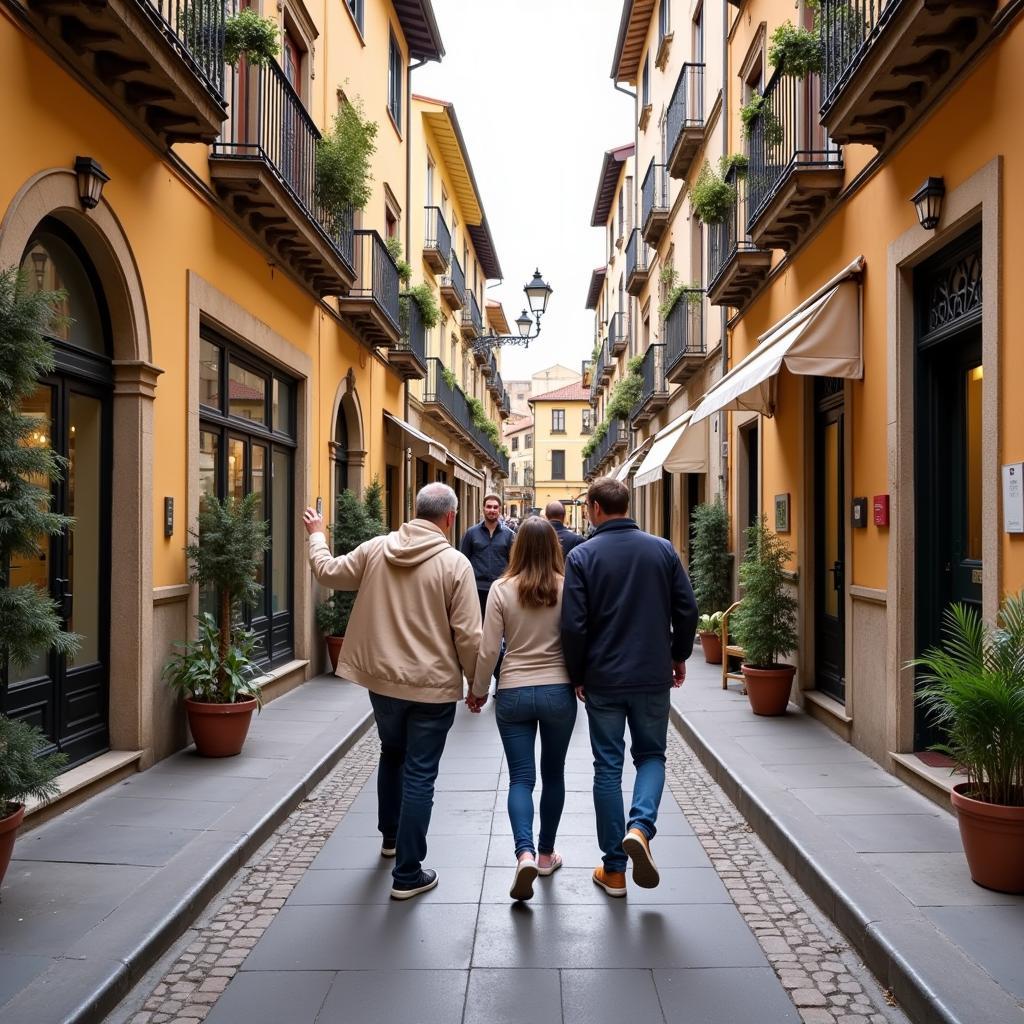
top-left (466, 692), bottom-right (488, 713)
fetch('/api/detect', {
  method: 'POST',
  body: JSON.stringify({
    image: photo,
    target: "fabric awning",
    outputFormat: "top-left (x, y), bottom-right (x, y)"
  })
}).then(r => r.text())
top-left (634, 412), bottom-right (708, 488)
top-left (448, 452), bottom-right (485, 485)
top-left (383, 412), bottom-right (448, 465)
top-left (691, 259), bottom-right (863, 425)
top-left (613, 439), bottom-right (653, 481)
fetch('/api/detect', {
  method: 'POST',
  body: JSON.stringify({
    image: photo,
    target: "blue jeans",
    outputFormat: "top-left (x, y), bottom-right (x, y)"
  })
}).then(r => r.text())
top-left (369, 692), bottom-right (456, 885)
top-left (585, 688), bottom-right (671, 872)
top-left (495, 685), bottom-right (577, 858)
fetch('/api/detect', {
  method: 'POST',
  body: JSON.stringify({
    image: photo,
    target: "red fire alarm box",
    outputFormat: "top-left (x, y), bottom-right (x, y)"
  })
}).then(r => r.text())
top-left (873, 494), bottom-right (890, 527)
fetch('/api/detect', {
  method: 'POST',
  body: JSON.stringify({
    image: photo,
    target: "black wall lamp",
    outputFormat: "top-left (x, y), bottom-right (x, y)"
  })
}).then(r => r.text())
top-left (911, 176), bottom-right (945, 231)
top-left (74, 156), bottom-right (110, 210)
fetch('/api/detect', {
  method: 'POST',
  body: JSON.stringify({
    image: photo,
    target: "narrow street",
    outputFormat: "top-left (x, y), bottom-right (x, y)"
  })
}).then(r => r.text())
top-left (111, 668), bottom-right (902, 1024)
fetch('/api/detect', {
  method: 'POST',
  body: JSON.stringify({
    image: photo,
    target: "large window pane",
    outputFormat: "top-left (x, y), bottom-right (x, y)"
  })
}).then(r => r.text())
top-left (965, 365), bottom-right (983, 561)
top-left (67, 394), bottom-right (102, 666)
top-left (199, 430), bottom-right (219, 498)
top-left (272, 449), bottom-right (291, 612)
top-left (251, 444), bottom-right (266, 589)
top-left (229, 362), bottom-right (266, 423)
top-left (272, 378), bottom-right (293, 434)
top-left (200, 339), bottom-right (220, 409)
top-left (227, 438), bottom-right (246, 502)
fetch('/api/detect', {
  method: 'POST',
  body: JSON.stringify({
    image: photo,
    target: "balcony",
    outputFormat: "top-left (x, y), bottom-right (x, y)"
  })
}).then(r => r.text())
top-left (608, 312), bottom-right (630, 357)
top-left (666, 63), bottom-right (706, 181)
top-left (423, 358), bottom-right (508, 473)
top-left (641, 160), bottom-right (670, 247)
top-left (664, 290), bottom-right (706, 384)
top-left (499, 390), bottom-right (511, 419)
top-left (625, 228), bottom-right (651, 296)
top-left (461, 290), bottom-right (483, 340)
top-left (707, 171), bottom-right (773, 308)
top-left (390, 293), bottom-right (428, 380)
top-left (597, 341), bottom-right (613, 384)
top-left (484, 355), bottom-right (499, 386)
top-left (440, 252), bottom-right (465, 310)
top-left (25, 0), bottom-right (228, 147)
top-left (338, 230), bottom-right (401, 346)
top-left (584, 419), bottom-right (630, 480)
top-left (210, 61), bottom-right (355, 296)
top-left (630, 344), bottom-right (668, 426)
top-left (423, 206), bottom-right (451, 273)
top-left (820, 0), bottom-right (996, 150)
top-left (746, 71), bottom-right (844, 253)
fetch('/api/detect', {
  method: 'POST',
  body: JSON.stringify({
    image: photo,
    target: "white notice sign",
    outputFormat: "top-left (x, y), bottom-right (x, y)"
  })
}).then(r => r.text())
top-left (1003, 463), bottom-right (1024, 533)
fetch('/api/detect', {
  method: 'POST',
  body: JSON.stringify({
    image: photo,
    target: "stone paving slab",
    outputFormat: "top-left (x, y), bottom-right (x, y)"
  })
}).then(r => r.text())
top-left (0, 676), bottom-right (372, 1024)
top-left (672, 660), bottom-right (1024, 1024)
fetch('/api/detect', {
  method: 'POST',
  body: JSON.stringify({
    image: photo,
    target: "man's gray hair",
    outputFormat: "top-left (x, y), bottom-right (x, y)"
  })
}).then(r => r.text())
top-left (415, 482), bottom-right (458, 521)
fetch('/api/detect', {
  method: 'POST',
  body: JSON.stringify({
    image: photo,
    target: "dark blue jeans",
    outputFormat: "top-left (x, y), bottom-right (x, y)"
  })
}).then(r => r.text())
top-left (585, 688), bottom-right (671, 873)
top-left (369, 692), bottom-right (456, 885)
top-left (495, 685), bottom-right (577, 858)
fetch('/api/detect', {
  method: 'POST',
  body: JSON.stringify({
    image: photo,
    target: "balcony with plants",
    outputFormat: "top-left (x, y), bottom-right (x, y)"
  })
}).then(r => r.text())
top-left (695, 158), bottom-right (773, 309)
top-left (461, 290), bottom-right (483, 340)
top-left (440, 251), bottom-right (466, 310)
top-left (582, 418), bottom-right (630, 480)
top-left (423, 359), bottom-right (508, 474)
top-left (608, 311), bottom-right (630, 358)
top-left (661, 273), bottom-right (706, 385)
top-left (339, 229), bottom-right (401, 346)
top-left (641, 159), bottom-right (671, 247)
top-left (666, 62), bottom-right (706, 181)
top-left (625, 228), bottom-right (651, 296)
top-left (210, 68), bottom-right (372, 296)
top-left (819, 0), bottom-right (996, 150)
top-left (22, 0), bottom-right (253, 147)
top-left (422, 205), bottom-right (451, 273)
top-left (629, 345), bottom-right (667, 426)
top-left (391, 283), bottom-right (440, 381)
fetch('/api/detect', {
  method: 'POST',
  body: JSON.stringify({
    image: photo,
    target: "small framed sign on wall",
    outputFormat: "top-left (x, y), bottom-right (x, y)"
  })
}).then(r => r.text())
top-left (774, 493), bottom-right (790, 533)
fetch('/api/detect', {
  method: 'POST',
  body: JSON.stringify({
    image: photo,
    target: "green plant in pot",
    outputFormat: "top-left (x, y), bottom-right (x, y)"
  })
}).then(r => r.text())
top-left (0, 266), bottom-right (78, 884)
top-left (166, 492), bottom-right (269, 757)
top-left (316, 97), bottom-right (378, 225)
top-left (223, 9), bottom-right (280, 66)
top-left (732, 517), bottom-right (798, 715)
top-left (691, 501), bottom-right (732, 663)
top-left (317, 483), bottom-right (385, 673)
top-left (912, 594), bottom-right (1024, 893)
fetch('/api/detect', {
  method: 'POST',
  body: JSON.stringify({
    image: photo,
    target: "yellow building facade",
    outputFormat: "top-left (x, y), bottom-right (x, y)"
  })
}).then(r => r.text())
top-left (530, 381), bottom-right (591, 534)
top-left (0, 0), bottom-right (478, 777)
top-left (503, 415), bottom-right (534, 519)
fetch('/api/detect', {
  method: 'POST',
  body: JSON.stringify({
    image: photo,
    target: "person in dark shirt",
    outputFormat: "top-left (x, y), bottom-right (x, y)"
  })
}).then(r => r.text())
top-left (561, 477), bottom-right (698, 898)
top-left (544, 500), bottom-right (584, 558)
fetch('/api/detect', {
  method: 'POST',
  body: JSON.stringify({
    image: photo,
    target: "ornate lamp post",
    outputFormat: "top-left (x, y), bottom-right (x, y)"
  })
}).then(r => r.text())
top-left (473, 269), bottom-right (552, 353)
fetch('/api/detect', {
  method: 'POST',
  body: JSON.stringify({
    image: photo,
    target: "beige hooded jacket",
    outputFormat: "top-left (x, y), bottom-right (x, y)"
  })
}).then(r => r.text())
top-left (308, 520), bottom-right (481, 703)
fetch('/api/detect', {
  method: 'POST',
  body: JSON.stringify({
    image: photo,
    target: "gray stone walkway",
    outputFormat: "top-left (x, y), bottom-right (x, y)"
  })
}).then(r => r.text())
top-left (672, 660), bottom-right (1024, 1024)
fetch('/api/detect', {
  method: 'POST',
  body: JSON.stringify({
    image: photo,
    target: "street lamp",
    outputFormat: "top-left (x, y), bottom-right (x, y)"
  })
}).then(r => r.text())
top-left (74, 156), bottom-right (109, 210)
top-left (911, 177), bottom-right (945, 231)
top-left (473, 268), bottom-right (552, 353)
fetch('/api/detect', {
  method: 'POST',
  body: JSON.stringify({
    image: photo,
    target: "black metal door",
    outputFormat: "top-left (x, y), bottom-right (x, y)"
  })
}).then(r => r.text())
top-left (5, 377), bottom-right (111, 766)
top-left (814, 379), bottom-right (845, 701)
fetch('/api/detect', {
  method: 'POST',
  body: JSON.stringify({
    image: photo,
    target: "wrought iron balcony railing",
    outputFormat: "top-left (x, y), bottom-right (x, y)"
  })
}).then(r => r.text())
top-left (608, 311), bottom-right (630, 357)
top-left (641, 159), bottom-right (671, 245)
top-left (625, 228), bottom-right (651, 296)
top-left (630, 344), bottom-right (667, 425)
top-left (423, 205), bottom-right (451, 273)
top-left (461, 290), bottom-right (483, 337)
top-left (664, 290), bottom-right (706, 383)
top-left (340, 229), bottom-right (401, 345)
top-left (441, 251), bottom-right (466, 309)
top-left (707, 170), bottom-right (772, 308)
top-left (391, 292), bottom-right (428, 379)
top-left (585, 419), bottom-right (630, 479)
top-left (666, 62), bottom-right (705, 180)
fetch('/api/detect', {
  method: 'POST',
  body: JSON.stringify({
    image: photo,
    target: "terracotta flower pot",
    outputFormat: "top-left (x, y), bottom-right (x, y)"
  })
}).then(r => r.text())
top-left (741, 664), bottom-right (795, 716)
top-left (0, 803), bottom-right (25, 889)
top-left (185, 697), bottom-right (258, 758)
top-left (699, 631), bottom-right (723, 664)
top-left (950, 783), bottom-right (1024, 894)
top-left (325, 635), bottom-right (345, 674)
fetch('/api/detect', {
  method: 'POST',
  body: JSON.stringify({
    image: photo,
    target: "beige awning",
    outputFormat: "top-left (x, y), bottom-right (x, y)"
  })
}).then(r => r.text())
top-left (691, 259), bottom-right (863, 425)
top-left (613, 439), bottom-right (653, 481)
top-left (448, 452), bottom-right (485, 485)
top-left (634, 412), bottom-right (708, 488)
top-left (384, 412), bottom-right (448, 466)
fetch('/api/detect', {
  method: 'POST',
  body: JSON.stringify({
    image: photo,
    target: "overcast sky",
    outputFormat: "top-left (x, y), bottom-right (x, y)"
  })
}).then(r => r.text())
top-left (415, 0), bottom-right (633, 381)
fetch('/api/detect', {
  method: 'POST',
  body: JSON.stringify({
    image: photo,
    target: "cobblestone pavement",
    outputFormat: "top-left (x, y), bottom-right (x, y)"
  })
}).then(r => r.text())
top-left (111, 704), bottom-right (909, 1024)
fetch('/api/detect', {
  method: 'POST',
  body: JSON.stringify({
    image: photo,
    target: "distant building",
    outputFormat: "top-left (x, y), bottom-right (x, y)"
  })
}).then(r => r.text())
top-left (529, 380), bottom-right (592, 532)
top-left (502, 416), bottom-right (534, 518)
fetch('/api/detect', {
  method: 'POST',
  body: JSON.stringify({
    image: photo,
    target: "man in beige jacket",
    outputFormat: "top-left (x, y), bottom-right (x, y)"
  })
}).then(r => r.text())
top-left (302, 483), bottom-right (480, 900)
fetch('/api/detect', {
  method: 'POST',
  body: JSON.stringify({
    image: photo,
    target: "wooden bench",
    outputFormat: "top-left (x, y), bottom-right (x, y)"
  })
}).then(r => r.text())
top-left (721, 601), bottom-right (746, 691)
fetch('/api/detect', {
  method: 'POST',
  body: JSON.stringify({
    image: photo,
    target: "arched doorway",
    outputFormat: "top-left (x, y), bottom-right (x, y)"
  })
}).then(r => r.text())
top-left (6, 219), bottom-right (113, 765)
top-left (329, 373), bottom-right (366, 511)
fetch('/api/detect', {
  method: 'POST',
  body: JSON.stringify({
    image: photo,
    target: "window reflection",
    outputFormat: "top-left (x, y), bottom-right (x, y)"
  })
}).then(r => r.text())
top-left (229, 362), bottom-right (266, 423)
top-left (200, 339), bottom-right (220, 409)
top-left (965, 365), bottom-right (983, 562)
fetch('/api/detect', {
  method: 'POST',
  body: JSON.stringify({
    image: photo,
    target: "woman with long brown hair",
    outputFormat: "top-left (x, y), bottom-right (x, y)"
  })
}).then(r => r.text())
top-left (469, 516), bottom-right (577, 901)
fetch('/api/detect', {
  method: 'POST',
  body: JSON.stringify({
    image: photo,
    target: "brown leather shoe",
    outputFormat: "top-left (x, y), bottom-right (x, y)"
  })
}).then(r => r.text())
top-left (592, 865), bottom-right (627, 897)
top-left (622, 828), bottom-right (660, 889)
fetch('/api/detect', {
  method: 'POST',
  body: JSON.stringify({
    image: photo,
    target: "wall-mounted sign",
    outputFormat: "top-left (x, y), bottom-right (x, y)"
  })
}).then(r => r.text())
top-left (774, 493), bottom-right (790, 533)
top-left (1003, 463), bottom-right (1024, 533)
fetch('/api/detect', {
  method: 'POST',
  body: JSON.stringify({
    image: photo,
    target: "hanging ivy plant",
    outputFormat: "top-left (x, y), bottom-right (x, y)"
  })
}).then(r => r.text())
top-left (689, 162), bottom-right (736, 225)
top-left (768, 21), bottom-right (823, 79)
top-left (385, 236), bottom-right (413, 286)
top-left (403, 284), bottom-right (440, 329)
top-left (606, 359), bottom-right (644, 421)
top-left (659, 281), bottom-right (704, 321)
top-left (223, 9), bottom-right (280, 66)
top-left (740, 93), bottom-right (784, 148)
top-left (719, 152), bottom-right (749, 179)
top-left (316, 97), bottom-right (378, 220)
top-left (441, 366), bottom-right (458, 391)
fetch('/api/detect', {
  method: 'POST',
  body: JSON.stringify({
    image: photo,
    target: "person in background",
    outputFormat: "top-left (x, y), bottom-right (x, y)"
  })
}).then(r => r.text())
top-left (303, 483), bottom-right (480, 901)
top-left (544, 500), bottom-right (584, 558)
top-left (468, 517), bottom-right (574, 902)
top-left (560, 477), bottom-right (698, 898)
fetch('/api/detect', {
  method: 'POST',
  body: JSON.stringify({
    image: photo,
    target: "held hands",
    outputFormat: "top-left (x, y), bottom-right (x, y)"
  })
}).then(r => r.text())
top-left (302, 507), bottom-right (324, 537)
top-left (672, 660), bottom-right (686, 688)
top-left (465, 692), bottom-right (488, 713)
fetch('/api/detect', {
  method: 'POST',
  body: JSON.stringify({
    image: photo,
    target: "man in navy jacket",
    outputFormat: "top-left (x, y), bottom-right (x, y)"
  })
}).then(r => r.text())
top-left (561, 477), bottom-right (698, 897)
top-left (544, 500), bottom-right (584, 558)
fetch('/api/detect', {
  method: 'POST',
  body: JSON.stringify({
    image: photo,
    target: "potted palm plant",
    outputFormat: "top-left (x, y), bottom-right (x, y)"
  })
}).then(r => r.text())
top-left (316, 483), bottom-right (385, 673)
top-left (691, 501), bottom-right (732, 663)
top-left (732, 517), bottom-right (798, 715)
top-left (166, 492), bottom-right (269, 757)
top-left (912, 594), bottom-right (1024, 893)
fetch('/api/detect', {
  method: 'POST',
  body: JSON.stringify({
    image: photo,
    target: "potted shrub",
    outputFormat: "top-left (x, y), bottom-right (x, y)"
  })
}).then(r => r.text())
top-left (170, 492), bottom-right (269, 757)
top-left (691, 501), bottom-right (732, 663)
top-left (697, 612), bottom-right (725, 665)
top-left (912, 595), bottom-right (1024, 893)
top-left (0, 717), bottom-right (67, 888)
top-left (316, 97), bottom-right (378, 223)
top-left (316, 483), bottom-right (385, 673)
top-left (732, 517), bottom-right (798, 715)
top-left (223, 8), bottom-right (280, 66)
top-left (690, 162), bottom-right (737, 225)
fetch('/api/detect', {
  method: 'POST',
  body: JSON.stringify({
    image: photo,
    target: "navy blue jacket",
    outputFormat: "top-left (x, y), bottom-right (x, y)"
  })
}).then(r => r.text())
top-left (551, 521), bottom-right (584, 559)
top-left (560, 518), bottom-right (698, 693)
top-left (459, 521), bottom-right (514, 592)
